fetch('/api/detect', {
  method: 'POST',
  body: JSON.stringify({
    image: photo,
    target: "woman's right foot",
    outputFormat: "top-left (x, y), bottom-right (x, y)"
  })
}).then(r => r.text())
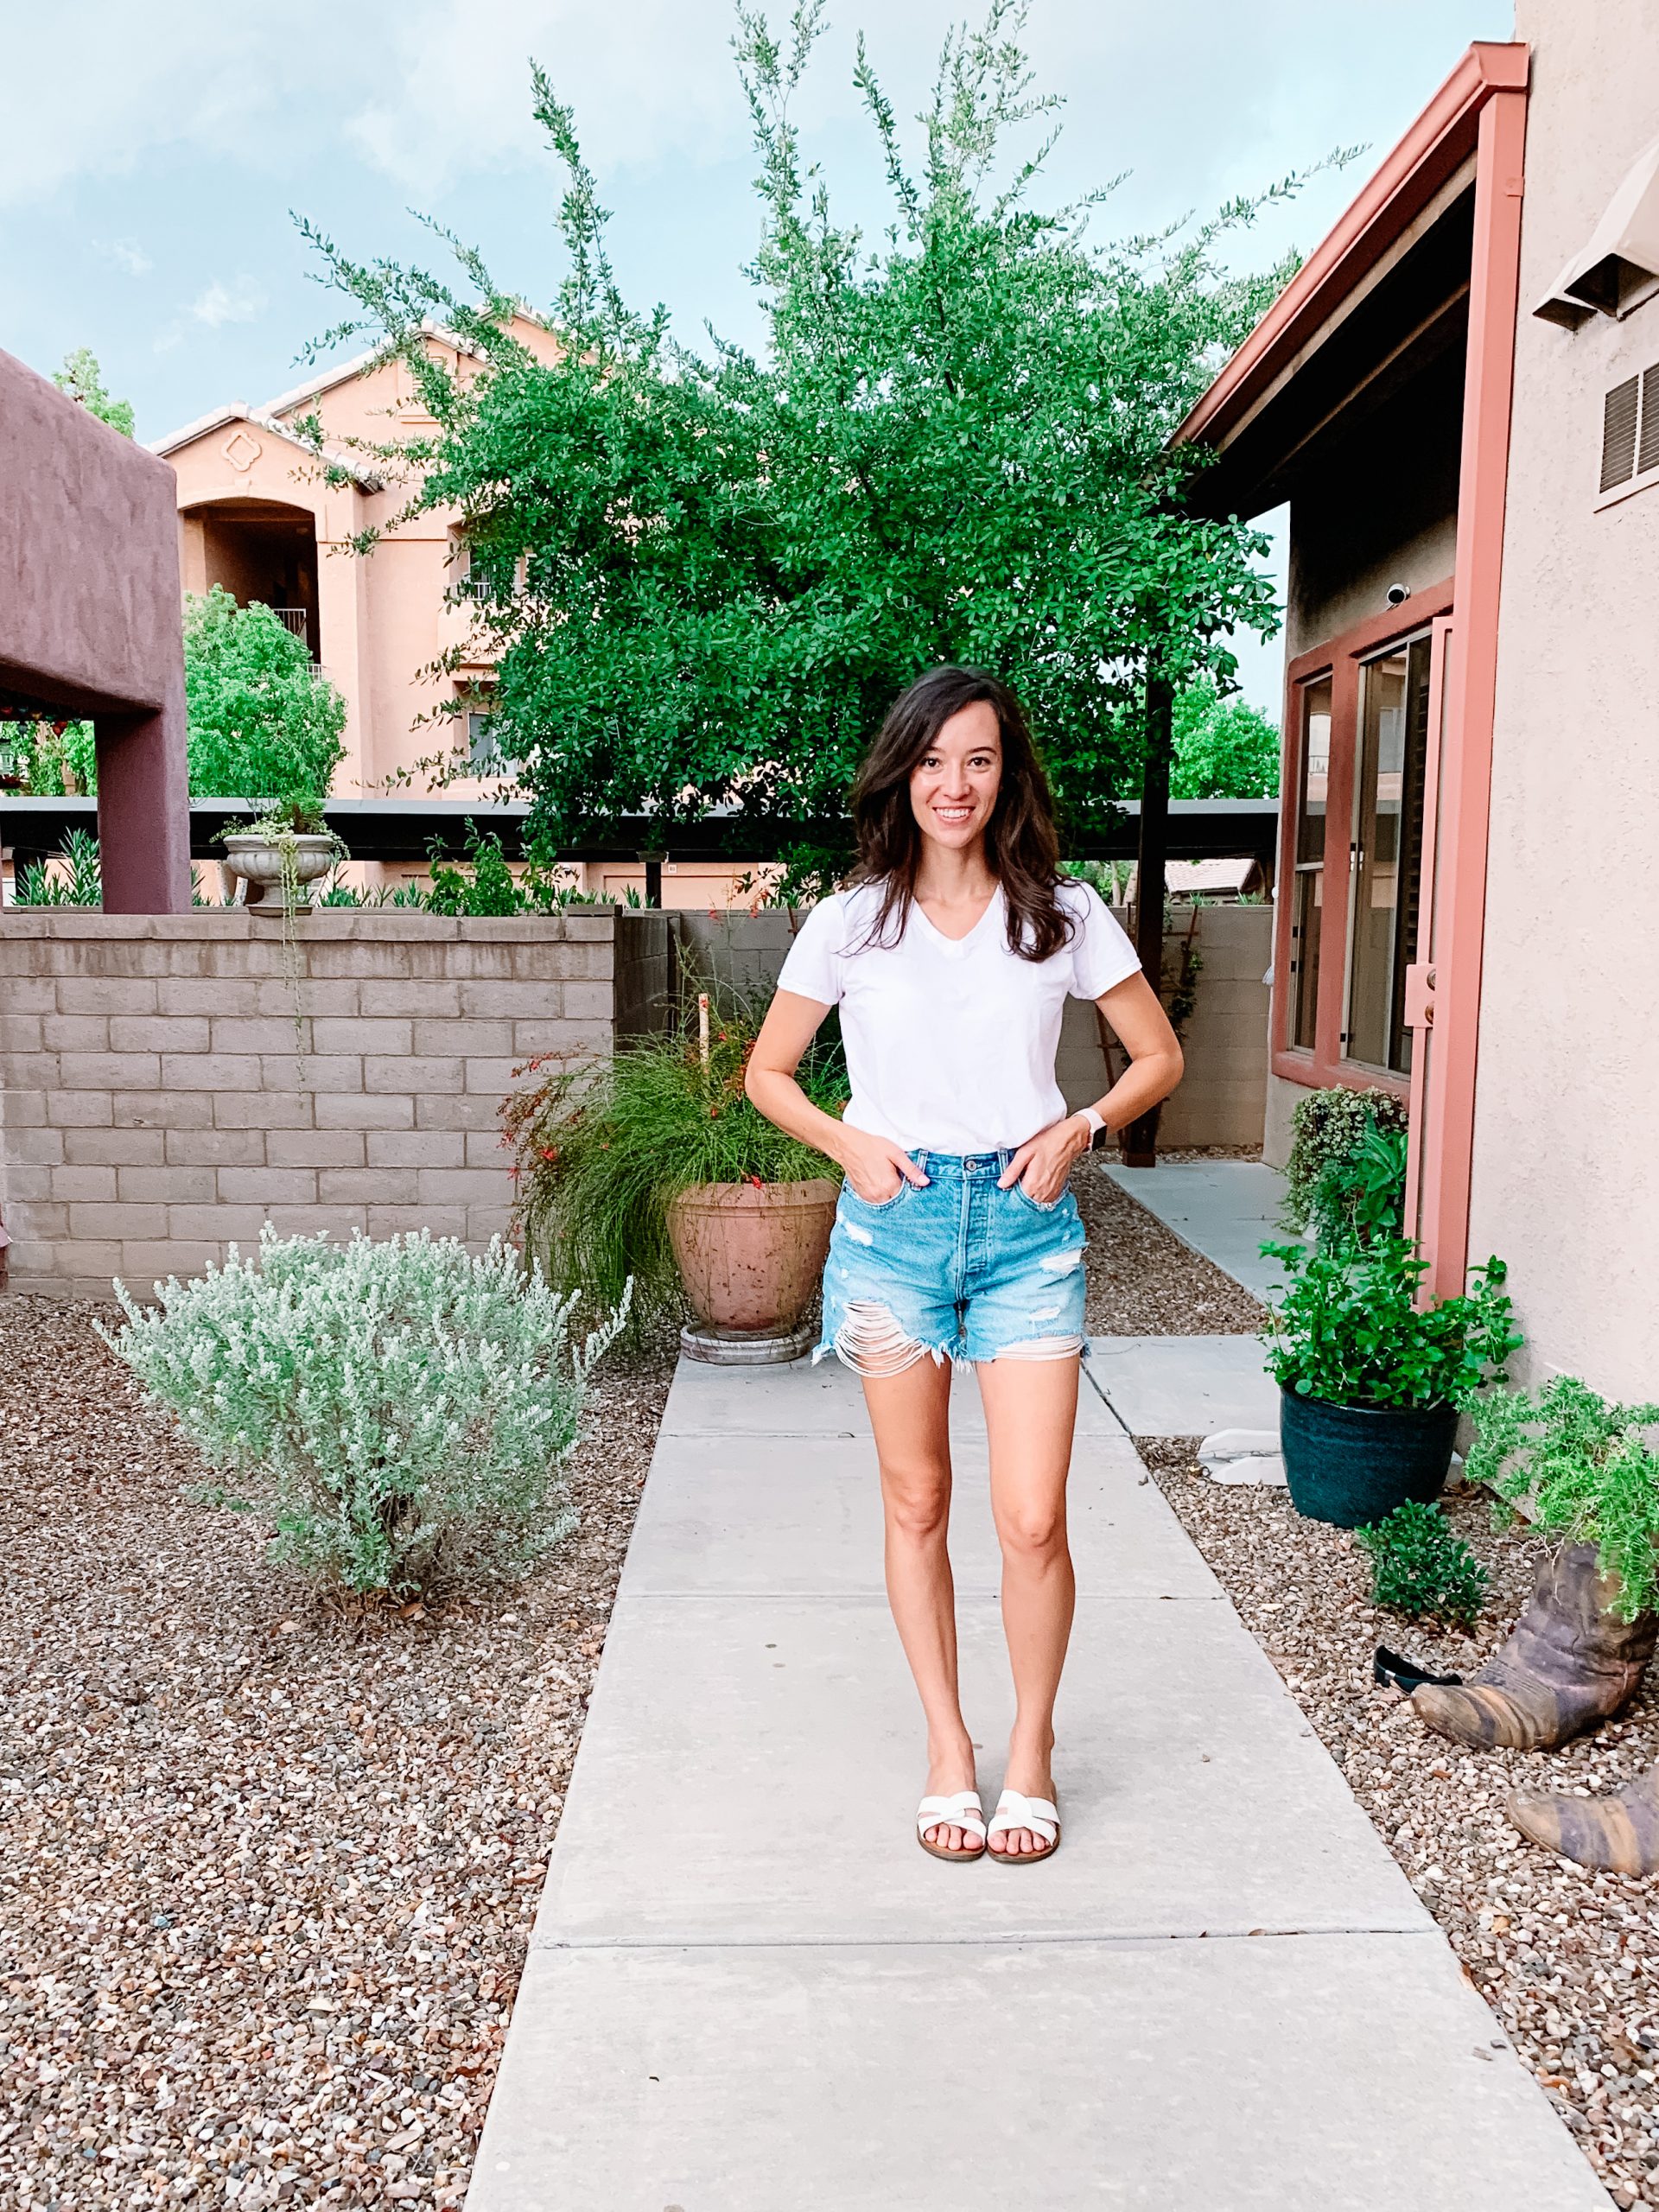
top-left (919, 1749), bottom-right (983, 1857)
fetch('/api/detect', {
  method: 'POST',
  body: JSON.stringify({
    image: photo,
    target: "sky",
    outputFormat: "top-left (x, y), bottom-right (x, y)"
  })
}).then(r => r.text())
top-left (1, 0), bottom-right (1511, 712)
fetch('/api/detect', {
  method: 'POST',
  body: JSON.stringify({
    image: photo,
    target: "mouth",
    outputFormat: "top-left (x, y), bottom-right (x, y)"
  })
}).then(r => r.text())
top-left (931, 804), bottom-right (976, 826)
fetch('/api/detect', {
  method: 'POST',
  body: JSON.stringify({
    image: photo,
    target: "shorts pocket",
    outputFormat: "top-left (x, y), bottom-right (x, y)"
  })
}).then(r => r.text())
top-left (1009, 1178), bottom-right (1063, 1215)
top-left (845, 1179), bottom-right (910, 1214)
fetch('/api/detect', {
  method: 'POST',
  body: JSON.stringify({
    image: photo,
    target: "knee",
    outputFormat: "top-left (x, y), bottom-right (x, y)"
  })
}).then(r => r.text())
top-left (996, 1507), bottom-right (1066, 1564)
top-left (883, 1477), bottom-right (951, 1547)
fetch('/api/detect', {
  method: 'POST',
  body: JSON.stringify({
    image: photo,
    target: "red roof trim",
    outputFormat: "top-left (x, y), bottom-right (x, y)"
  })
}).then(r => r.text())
top-left (1173, 41), bottom-right (1529, 452)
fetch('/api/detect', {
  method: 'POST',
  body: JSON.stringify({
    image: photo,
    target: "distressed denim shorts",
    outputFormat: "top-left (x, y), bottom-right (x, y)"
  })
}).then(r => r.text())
top-left (817, 1149), bottom-right (1088, 1376)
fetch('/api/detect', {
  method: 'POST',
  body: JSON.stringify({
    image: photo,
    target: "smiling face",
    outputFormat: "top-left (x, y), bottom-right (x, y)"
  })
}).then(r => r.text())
top-left (908, 698), bottom-right (1002, 855)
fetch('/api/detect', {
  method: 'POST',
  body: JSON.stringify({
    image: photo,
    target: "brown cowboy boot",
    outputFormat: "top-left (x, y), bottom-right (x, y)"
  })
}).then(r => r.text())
top-left (1507, 1765), bottom-right (1659, 1875)
top-left (1409, 1543), bottom-right (1656, 1751)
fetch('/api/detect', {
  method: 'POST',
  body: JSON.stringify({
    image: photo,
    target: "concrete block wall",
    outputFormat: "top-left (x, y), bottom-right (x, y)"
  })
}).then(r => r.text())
top-left (0, 909), bottom-right (614, 1298)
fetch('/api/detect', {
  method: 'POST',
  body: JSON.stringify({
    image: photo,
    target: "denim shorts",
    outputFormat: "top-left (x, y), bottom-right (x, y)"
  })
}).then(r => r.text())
top-left (817, 1149), bottom-right (1088, 1376)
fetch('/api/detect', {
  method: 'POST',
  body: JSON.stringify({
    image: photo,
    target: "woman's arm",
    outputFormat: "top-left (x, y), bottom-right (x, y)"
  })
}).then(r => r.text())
top-left (998, 969), bottom-right (1185, 1203)
top-left (746, 988), bottom-right (930, 1204)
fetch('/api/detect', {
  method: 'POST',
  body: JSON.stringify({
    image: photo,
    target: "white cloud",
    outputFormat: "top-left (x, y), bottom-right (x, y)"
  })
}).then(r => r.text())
top-left (100, 238), bottom-right (153, 276)
top-left (190, 276), bottom-right (267, 327)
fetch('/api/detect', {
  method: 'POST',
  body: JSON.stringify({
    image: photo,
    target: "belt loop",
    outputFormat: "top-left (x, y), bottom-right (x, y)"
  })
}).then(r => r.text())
top-left (916, 1148), bottom-right (931, 1176)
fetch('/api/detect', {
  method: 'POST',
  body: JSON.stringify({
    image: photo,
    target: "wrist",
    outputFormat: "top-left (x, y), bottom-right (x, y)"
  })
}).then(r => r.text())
top-left (1071, 1106), bottom-right (1107, 1148)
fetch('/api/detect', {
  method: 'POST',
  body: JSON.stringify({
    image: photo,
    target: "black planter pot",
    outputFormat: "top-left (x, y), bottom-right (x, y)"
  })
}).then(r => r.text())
top-left (1278, 1385), bottom-right (1459, 1529)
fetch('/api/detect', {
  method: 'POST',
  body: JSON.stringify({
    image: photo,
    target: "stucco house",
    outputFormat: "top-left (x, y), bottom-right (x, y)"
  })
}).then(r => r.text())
top-left (1175, 0), bottom-right (1659, 1397)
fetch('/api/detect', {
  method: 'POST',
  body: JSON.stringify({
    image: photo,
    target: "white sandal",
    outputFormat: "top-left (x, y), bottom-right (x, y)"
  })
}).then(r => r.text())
top-left (916, 1789), bottom-right (987, 1863)
top-left (986, 1789), bottom-right (1060, 1865)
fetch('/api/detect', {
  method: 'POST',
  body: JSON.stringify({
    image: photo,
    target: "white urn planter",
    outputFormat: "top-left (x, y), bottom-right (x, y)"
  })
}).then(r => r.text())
top-left (222, 831), bottom-right (339, 912)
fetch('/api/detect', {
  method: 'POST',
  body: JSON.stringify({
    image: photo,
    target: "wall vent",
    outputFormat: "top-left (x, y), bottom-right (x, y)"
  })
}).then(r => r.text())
top-left (1599, 365), bottom-right (1659, 501)
top-left (1602, 375), bottom-right (1641, 490)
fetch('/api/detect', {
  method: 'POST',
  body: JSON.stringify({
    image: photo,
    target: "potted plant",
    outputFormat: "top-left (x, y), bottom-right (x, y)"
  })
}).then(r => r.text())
top-left (1279, 1084), bottom-right (1410, 1249)
top-left (222, 793), bottom-right (343, 912)
top-left (503, 999), bottom-right (847, 1363)
top-left (1408, 1377), bottom-right (1659, 1770)
top-left (1261, 1232), bottom-right (1520, 1528)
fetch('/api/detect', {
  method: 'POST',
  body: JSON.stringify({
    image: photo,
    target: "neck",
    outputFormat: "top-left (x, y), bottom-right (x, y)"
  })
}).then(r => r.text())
top-left (912, 836), bottom-right (996, 905)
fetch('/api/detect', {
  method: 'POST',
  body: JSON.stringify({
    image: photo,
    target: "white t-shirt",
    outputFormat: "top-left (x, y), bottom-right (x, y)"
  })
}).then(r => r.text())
top-left (776, 878), bottom-right (1141, 1154)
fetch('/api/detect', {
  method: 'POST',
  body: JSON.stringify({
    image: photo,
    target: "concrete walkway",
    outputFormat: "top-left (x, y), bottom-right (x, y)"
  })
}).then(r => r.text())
top-left (1105, 1158), bottom-right (1293, 1301)
top-left (468, 1348), bottom-right (1609, 2209)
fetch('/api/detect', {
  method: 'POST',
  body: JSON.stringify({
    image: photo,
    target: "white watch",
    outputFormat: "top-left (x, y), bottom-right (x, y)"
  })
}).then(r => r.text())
top-left (1074, 1105), bottom-right (1107, 1144)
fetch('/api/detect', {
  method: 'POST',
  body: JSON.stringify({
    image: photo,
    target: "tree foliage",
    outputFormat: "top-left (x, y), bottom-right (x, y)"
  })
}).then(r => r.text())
top-left (1169, 675), bottom-right (1280, 799)
top-left (300, 2), bottom-right (1332, 874)
top-left (53, 347), bottom-right (135, 437)
top-left (182, 587), bottom-right (348, 801)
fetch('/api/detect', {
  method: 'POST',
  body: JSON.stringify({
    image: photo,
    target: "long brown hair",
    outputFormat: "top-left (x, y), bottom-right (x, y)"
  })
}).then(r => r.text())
top-left (849, 665), bottom-right (1073, 963)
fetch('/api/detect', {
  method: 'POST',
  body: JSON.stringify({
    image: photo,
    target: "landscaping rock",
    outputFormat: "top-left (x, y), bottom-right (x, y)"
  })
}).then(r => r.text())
top-left (0, 1293), bottom-right (671, 2212)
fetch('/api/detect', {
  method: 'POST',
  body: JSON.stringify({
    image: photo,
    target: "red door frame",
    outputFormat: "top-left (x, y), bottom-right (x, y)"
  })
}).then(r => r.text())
top-left (1272, 579), bottom-right (1457, 1096)
top-left (1416, 82), bottom-right (1530, 1298)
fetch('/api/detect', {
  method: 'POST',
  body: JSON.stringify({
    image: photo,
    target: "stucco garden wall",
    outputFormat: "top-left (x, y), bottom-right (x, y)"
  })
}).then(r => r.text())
top-left (0, 910), bottom-right (613, 1299)
top-left (1466, 0), bottom-right (1659, 1400)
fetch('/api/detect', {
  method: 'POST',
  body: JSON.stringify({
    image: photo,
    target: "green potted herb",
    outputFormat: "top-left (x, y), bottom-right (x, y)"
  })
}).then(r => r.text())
top-left (503, 998), bottom-right (847, 1361)
top-left (1408, 1377), bottom-right (1659, 1766)
top-left (1261, 1234), bottom-right (1520, 1528)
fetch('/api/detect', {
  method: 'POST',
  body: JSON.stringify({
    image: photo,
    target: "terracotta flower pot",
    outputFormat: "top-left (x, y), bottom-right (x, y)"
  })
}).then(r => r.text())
top-left (666, 1178), bottom-right (839, 1334)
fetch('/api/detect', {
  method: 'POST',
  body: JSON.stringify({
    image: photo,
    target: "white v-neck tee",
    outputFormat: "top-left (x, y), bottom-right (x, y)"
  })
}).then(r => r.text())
top-left (776, 878), bottom-right (1141, 1154)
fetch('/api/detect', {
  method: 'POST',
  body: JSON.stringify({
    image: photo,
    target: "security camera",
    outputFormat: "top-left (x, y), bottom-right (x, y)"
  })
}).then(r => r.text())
top-left (1386, 582), bottom-right (1410, 607)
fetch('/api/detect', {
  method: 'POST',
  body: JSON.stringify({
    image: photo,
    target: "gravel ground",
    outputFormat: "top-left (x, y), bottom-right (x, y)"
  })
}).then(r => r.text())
top-left (0, 1294), bottom-right (674, 2212)
top-left (1140, 1435), bottom-right (1659, 2210)
top-left (1073, 1160), bottom-right (1265, 1336)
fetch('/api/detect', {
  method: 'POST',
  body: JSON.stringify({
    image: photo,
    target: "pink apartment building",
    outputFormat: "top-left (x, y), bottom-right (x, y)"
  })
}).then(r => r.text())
top-left (149, 315), bottom-right (756, 906)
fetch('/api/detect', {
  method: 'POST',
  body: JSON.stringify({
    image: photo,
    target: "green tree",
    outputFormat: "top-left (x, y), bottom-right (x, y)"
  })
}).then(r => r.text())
top-left (300, 2), bottom-right (1329, 874)
top-left (14, 718), bottom-right (99, 796)
top-left (52, 347), bottom-right (136, 437)
top-left (1169, 676), bottom-right (1281, 799)
top-left (183, 587), bottom-right (348, 799)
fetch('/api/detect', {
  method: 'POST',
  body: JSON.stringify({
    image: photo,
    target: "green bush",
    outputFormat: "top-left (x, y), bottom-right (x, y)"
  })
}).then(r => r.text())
top-left (102, 1225), bottom-right (627, 1596)
top-left (1357, 1500), bottom-right (1488, 1628)
top-left (1262, 1234), bottom-right (1521, 1411)
top-left (184, 587), bottom-right (347, 800)
top-left (15, 827), bottom-right (102, 906)
top-left (503, 1000), bottom-right (846, 1324)
top-left (1281, 1087), bottom-right (1410, 1248)
top-left (1465, 1376), bottom-right (1659, 1621)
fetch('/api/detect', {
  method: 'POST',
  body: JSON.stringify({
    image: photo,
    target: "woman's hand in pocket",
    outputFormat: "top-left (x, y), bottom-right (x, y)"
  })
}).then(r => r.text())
top-left (838, 1132), bottom-right (931, 1205)
top-left (999, 1114), bottom-right (1091, 1205)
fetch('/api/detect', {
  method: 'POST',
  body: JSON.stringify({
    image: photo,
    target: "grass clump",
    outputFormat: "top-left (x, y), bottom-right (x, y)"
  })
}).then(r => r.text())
top-left (502, 1001), bottom-right (846, 1325)
top-left (1357, 1500), bottom-right (1489, 1629)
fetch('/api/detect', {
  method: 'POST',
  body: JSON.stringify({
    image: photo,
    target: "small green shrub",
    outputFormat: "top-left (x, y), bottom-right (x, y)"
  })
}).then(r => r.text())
top-left (1465, 1376), bottom-right (1659, 1621)
top-left (1262, 1234), bottom-right (1521, 1411)
top-left (101, 1225), bottom-right (627, 1596)
top-left (15, 826), bottom-right (103, 906)
top-left (503, 999), bottom-right (846, 1324)
top-left (1281, 1087), bottom-right (1410, 1246)
top-left (1357, 1500), bottom-right (1488, 1628)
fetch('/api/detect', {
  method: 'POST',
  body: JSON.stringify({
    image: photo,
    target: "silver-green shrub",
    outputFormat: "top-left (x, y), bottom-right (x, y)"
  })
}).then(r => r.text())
top-left (101, 1225), bottom-right (629, 1595)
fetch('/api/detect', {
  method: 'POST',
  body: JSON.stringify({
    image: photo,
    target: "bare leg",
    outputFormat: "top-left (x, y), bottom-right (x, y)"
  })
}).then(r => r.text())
top-left (977, 1353), bottom-right (1080, 1854)
top-left (861, 1356), bottom-right (981, 1855)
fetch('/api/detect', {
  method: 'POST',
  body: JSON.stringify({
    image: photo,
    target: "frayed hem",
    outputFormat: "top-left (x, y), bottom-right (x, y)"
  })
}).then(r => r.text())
top-left (976, 1334), bottom-right (1085, 1364)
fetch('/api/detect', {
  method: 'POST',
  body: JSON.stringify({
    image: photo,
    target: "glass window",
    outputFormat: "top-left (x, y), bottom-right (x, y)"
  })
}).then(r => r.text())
top-left (1288, 676), bottom-right (1332, 1051)
top-left (1344, 633), bottom-right (1431, 1074)
top-left (467, 711), bottom-right (499, 770)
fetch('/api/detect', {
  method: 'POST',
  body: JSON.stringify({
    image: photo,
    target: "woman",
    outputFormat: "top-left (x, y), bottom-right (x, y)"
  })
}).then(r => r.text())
top-left (747, 665), bottom-right (1184, 1866)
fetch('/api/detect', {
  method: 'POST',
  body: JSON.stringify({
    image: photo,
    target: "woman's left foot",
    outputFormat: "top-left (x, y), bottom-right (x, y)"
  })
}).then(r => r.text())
top-left (987, 1783), bottom-right (1060, 1864)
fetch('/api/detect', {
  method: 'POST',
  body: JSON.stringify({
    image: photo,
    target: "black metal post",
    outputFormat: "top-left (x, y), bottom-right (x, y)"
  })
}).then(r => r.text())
top-left (1122, 664), bottom-right (1173, 1169)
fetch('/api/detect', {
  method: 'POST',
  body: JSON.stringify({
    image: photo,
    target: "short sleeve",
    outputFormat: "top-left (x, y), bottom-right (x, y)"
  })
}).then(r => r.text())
top-left (776, 895), bottom-right (848, 1006)
top-left (1065, 881), bottom-right (1142, 1000)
